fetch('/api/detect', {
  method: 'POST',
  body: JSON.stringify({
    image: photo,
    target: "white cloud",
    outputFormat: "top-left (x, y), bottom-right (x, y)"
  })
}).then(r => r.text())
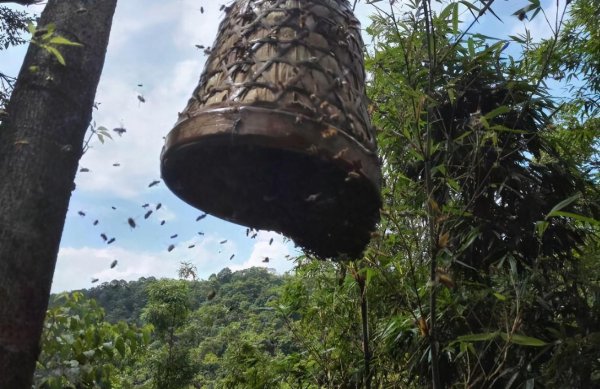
top-left (52, 246), bottom-right (180, 293)
top-left (231, 231), bottom-right (297, 275)
top-left (108, 2), bottom-right (180, 53)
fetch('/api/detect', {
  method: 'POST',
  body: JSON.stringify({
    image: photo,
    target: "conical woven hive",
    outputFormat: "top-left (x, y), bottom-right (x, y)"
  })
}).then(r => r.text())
top-left (161, 0), bottom-right (381, 258)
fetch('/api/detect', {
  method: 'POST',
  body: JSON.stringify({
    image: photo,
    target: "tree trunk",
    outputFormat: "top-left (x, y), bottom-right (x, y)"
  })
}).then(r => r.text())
top-left (0, 0), bottom-right (117, 386)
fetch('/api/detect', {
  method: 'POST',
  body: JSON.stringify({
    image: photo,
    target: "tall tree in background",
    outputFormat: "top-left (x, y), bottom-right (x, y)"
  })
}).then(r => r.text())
top-left (0, 0), bottom-right (117, 386)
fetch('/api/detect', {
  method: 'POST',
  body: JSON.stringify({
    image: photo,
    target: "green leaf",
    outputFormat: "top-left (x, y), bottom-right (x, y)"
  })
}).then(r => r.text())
top-left (40, 23), bottom-right (56, 40)
top-left (48, 36), bottom-right (82, 46)
top-left (439, 3), bottom-right (454, 20)
top-left (509, 34), bottom-right (526, 44)
top-left (501, 333), bottom-right (547, 347)
top-left (452, 3), bottom-right (459, 34)
top-left (547, 211), bottom-right (600, 226)
top-left (493, 292), bottom-right (506, 301)
top-left (45, 46), bottom-right (66, 65)
top-left (535, 220), bottom-right (549, 238)
top-left (483, 105), bottom-right (510, 120)
top-left (451, 331), bottom-right (499, 345)
top-left (459, 1), bottom-right (481, 16)
top-left (545, 193), bottom-right (581, 219)
top-left (27, 22), bottom-right (36, 35)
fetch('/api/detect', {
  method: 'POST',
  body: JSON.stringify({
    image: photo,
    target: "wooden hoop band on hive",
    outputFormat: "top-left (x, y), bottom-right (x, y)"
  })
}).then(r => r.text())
top-left (161, 0), bottom-right (381, 258)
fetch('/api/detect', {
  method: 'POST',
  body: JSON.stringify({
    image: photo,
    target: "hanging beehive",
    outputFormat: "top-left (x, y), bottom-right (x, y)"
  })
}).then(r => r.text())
top-left (161, 0), bottom-right (381, 258)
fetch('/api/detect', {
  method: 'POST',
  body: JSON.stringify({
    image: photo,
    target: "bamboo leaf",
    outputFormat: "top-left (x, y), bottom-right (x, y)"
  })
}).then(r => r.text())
top-left (501, 333), bottom-right (547, 347)
top-left (451, 331), bottom-right (499, 345)
top-left (548, 211), bottom-right (600, 226)
top-left (483, 105), bottom-right (510, 120)
top-left (545, 193), bottom-right (581, 220)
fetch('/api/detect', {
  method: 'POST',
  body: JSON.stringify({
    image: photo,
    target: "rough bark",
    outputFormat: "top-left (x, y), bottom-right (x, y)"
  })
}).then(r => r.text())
top-left (0, 0), bottom-right (117, 386)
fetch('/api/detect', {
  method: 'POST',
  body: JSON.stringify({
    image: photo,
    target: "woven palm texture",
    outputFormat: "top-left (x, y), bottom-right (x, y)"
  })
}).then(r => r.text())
top-left (161, 0), bottom-right (381, 258)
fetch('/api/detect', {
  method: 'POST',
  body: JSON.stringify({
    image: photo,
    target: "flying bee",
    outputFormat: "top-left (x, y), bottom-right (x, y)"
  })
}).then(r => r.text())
top-left (200, 6), bottom-right (204, 13)
top-left (269, 238), bottom-right (273, 245)
top-left (78, 211), bottom-right (86, 217)
top-left (79, 167), bottom-right (90, 172)
top-left (170, 234), bottom-right (178, 239)
top-left (262, 257), bottom-right (269, 263)
top-left (148, 180), bottom-right (160, 188)
top-left (198, 232), bottom-right (205, 236)
top-left (142, 203), bottom-right (149, 208)
top-left (219, 239), bottom-right (227, 244)
top-left (127, 218), bottom-right (136, 228)
top-left (137, 95), bottom-right (146, 103)
top-left (229, 254), bottom-right (235, 260)
top-left (100, 233), bottom-right (108, 241)
top-left (93, 220), bottom-right (99, 226)
top-left (113, 163), bottom-right (121, 167)
top-left (111, 206), bottom-right (117, 210)
top-left (188, 245), bottom-right (195, 249)
top-left (91, 278), bottom-right (99, 283)
top-left (161, 220), bottom-right (166, 226)
top-left (156, 203), bottom-right (162, 210)
top-left (144, 210), bottom-right (153, 219)
top-left (107, 238), bottom-right (115, 244)
top-left (195, 44), bottom-right (205, 49)
top-left (196, 213), bottom-right (207, 221)
top-left (110, 260), bottom-right (118, 269)
top-left (112, 127), bottom-right (126, 136)
top-left (167, 244), bottom-right (175, 252)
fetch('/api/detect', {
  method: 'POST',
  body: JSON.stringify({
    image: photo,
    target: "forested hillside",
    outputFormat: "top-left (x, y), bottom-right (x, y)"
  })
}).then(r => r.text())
top-left (75, 267), bottom-right (284, 326)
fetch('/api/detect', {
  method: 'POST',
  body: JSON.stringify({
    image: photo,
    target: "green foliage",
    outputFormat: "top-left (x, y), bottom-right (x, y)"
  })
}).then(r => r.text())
top-left (27, 22), bottom-right (82, 66)
top-left (0, 5), bottom-right (33, 108)
top-left (361, 0), bottom-right (600, 386)
top-left (34, 292), bottom-right (151, 389)
top-left (0, 6), bottom-right (32, 50)
top-left (80, 277), bottom-right (153, 324)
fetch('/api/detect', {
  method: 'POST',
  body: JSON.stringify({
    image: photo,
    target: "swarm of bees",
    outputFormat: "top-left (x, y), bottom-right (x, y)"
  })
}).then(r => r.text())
top-left (73, 143), bottom-right (294, 287)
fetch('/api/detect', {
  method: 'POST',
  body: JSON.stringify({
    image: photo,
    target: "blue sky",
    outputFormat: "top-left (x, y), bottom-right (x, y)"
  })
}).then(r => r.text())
top-left (3, 0), bottom-right (555, 292)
